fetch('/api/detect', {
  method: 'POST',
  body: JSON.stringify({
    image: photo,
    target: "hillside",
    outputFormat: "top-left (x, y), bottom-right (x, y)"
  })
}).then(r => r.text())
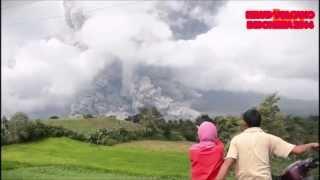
top-left (43, 116), bottom-right (145, 135)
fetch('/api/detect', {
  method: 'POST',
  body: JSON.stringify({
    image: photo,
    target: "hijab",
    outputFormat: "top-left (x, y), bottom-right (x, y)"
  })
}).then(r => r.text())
top-left (191, 121), bottom-right (218, 150)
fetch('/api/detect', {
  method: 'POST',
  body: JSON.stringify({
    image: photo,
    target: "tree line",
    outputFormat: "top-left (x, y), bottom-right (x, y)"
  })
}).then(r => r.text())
top-left (1, 94), bottom-right (319, 149)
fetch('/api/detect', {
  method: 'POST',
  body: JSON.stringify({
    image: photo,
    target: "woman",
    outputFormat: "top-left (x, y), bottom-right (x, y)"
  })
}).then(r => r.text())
top-left (189, 121), bottom-right (224, 180)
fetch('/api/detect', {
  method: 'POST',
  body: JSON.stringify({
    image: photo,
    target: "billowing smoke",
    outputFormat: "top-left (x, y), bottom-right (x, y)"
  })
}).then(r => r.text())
top-left (156, 1), bottom-right (225, 39)
top-left (63, 1), bottom-right (220, 119)
top-left (63, 0), bottom-right (86, 31)
top-left (2, 0), bottom-right (318, 118)
top-left (70, 60), bottom-right (202, 119)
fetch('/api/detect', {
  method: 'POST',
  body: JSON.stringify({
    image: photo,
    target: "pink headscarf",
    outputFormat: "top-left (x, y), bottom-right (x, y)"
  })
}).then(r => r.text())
top-left (191, 121), bottom-right (218, 149)
top-left (198, 121), bottom-right (218, 142)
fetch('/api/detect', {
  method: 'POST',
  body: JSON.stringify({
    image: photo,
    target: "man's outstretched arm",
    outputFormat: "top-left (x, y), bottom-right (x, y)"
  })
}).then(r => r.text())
top-left (216, 158), bottom-right (235, 180)
top-left (291, 143), bottom-right (319, 155)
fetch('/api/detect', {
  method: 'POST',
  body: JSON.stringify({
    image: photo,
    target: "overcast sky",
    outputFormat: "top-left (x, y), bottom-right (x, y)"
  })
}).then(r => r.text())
top-left (1, 0), bottom-right (319, 117)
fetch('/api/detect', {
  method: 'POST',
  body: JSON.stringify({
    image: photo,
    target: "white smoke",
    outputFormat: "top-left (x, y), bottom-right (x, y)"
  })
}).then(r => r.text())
top-left (2, 0), bottom-right (318, 118)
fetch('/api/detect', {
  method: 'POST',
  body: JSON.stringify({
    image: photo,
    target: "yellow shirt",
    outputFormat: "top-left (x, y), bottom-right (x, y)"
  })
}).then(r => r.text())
top-left (226, 127), bottom-right (295, 180)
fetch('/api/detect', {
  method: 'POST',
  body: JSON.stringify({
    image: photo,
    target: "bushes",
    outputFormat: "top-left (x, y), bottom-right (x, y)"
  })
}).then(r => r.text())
top-left (49, 116), bottom-right (59, 119)
top-left (1, 112), bottom-right (152, 146)
top-left (0, 110), bottom-right (225, 146)
top-left (1, 127), bottom-right (9, 145)
top-left (1, 116), bottom-right (86, 145)
top-left (1, 119), bottom-right (45, 145)
top-left (1, 112), bottom-right (31, 144)
top-left (88, 128), bottom-right (148, 146)
top-left (4, 95), bottom-right (317, 148)
top-left (164, 120), bottom-right (197, 142)
top-left (83, 114), bottom-right (94, 119)
top-left (101, 138), bottom-right (118, 146)
top-left (6, 112), bottom-right (31, 143)
top-left (166, 131), bottom-right (186, 141)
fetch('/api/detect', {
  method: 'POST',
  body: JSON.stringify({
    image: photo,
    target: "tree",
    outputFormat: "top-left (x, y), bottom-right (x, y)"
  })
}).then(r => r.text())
top-left (125, 114), bottom-right (140, 123)
top-left (284, 115), bottom-right (319, 144)
top-left (284, 115), bottom-right (307, 144)
top-left (49, 115), bottom-right (59, 119)
top-left (137, 106), bottom-right (165, 137)
top-left (178, 120), bottom-right (197, 141)
top-left (215, 116), bottom-right (241, 144)
top-left (258, 93), bottom-right (289, 139)
top-left (8, 112), bottom-right (31, 143)
top-left (10, 112), bottom-right (29, 122)
top-left (1, 116), bottom-right (9, 145)
top-left (83, 114), bottom-right (94, 119)
top-left (1, 116), bottom-right (9, 130)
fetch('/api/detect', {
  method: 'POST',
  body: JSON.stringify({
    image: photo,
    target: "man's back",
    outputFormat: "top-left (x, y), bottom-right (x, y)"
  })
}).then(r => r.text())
top-left (216, 109), bottom-right (318, 180)
top-left (226, 127), bottom-right (295, 180)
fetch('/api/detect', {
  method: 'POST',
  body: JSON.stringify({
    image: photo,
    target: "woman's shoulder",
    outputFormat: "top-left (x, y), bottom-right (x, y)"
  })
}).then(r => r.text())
top-left (215, 139), bottom-right (224, 146)
top-left (189, 142), bottom-right (201, 151)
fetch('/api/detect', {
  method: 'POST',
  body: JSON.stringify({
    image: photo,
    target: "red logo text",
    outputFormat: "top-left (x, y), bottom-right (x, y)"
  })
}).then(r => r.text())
top-left (246, 9), bottom-right (315, 30)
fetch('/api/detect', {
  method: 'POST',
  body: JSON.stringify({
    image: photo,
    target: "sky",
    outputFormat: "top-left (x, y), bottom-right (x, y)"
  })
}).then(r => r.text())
top-left (1, 0), bottom-right (319, 117)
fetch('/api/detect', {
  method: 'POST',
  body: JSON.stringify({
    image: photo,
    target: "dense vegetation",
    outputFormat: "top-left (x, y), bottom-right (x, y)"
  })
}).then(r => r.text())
top-left (1, 94), bottom-right (319, 149)
top-left (44, 116), bottom-right (144, 135)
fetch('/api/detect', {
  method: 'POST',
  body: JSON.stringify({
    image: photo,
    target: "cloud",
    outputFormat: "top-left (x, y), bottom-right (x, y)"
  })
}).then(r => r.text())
top-left (135, 0), bottom-right (318, 100)
top-left (155, 1), bottom-right (226, 39)
top-left (1, 0), bottom-right (318, 117)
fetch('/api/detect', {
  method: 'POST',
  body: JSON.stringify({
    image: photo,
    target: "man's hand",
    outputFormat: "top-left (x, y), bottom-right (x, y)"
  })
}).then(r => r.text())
top-left (216, 158), bottom-right (235, 180)
top-left (310, 143), bottom-right (319, 150)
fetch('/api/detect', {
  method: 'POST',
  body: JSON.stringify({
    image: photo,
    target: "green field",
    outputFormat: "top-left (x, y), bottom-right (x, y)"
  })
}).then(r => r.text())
top-left (43, 117), bottom-right (144, 134)
top-left (2, 137), bottom-right (318, 180)
top-left (2, 138), bottom-right (192, 180)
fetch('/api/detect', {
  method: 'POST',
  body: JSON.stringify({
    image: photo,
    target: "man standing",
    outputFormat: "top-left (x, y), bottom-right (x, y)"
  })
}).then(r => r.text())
top-left (216, 108), bottom-right (319, 180)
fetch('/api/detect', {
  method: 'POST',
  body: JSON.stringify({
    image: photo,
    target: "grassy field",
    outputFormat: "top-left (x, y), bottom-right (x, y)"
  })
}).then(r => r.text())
top-left (2, 137), bottom-right (318, 180)
top-left (2, 138), bottom-right (192, 180)
top-left (115, 140), bottom-right (193, 153)
top-left (43, 117), bottom-right (144, 134)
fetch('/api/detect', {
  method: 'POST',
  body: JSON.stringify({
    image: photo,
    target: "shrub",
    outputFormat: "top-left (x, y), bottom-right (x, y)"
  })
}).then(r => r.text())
top-left (5, 112), bottom-right (31, 143)
top-left (1, 128), bottom-right (9, 145)
top-left (168, 131), bottom-right (186, 141)
top-left (83, 114), bottom-right (94, 119)
top-left (1, 116), bottom-right (9, 145)
top-left (87, 128), bottom-right (150, 146)
top-left (100, 137), bottom-right (117, 146)
top-left (68, 132), bottom-right (87, 141)
top-left (49, 116), bottom-right (59, 119)
top-left (10, 112), bottom-right (29, 122)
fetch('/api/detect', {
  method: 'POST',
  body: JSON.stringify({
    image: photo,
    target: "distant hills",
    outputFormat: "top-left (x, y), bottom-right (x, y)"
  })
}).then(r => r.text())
top-left (192, 90), bottom-right (318, 117)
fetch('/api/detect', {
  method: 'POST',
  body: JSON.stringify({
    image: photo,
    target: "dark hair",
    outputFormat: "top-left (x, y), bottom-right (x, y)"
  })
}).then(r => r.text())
top-left (196, 114), bottom-right (215, 126)
top-left (242, 108), bottom-right (261, 127)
